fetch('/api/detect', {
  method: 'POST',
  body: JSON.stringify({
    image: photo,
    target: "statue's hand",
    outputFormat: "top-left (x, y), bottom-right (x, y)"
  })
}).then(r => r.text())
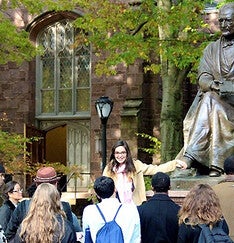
top-left (210, 80), bottom-right (223, 92)
top-left (219, 80), bottom-right (234, 96)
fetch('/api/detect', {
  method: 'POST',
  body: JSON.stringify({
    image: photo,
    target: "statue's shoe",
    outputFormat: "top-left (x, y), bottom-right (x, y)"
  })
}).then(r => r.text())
top-left (209, 169), bottom-right (221, 177)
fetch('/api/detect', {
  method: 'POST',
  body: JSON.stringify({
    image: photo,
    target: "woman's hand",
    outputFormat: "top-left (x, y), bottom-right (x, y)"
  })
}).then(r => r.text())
top-left (175, 160), bottom-right (188, 170)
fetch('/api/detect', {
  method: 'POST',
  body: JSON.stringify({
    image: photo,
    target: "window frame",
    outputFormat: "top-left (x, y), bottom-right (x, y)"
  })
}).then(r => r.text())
top-left (35, 18), bottom-right (91, 120)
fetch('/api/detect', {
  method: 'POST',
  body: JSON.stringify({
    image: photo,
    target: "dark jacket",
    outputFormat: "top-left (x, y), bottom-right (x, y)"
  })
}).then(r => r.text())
top-left (0, 185), bottom-right (5, 207)
top-left (177, 219), bottom-right (230, 243)
top-left (5, 199), bottom-right (73, 241)
top-left (0, 195), bottom-right (3, 208)
top-left (137, 193), bottom-right (180, 243)
top-left (0, 200), bottom-right (16, 231)
top-left (12, 215), bottom-right (76, 243)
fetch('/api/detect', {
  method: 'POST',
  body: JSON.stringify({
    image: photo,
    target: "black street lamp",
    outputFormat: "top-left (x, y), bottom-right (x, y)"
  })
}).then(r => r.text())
top-left (95, 96), bottom-right (114, 171)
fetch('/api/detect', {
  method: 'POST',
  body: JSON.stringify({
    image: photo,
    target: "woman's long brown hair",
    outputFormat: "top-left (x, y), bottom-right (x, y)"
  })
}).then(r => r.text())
top-left (178, 183), bottom-right (223, 226)
top-left (19, 183), bottom-right (66, 243)
top-left (108, 140), bottom-right (136, 175)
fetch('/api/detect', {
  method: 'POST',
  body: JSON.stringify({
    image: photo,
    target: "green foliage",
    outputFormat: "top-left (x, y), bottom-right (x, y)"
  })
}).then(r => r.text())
top-left (0, 0), bottom-right (228, 168)
top-left (136, 133), bottom-right (161, 191)
top-left (0, 130), bottom-right (27, 163)
top-left (0, 129), bottom-right (44, 176)
top-left (0, 0), bottom-right (227, 74)
top-left (0, 112), bottom-right (81, 177)
top-left (136, 133), bottom-right (161, 156)
top-left (0, 114), bottom-right (33, 174)
top-left (0, 128), bottom-right (82, 178)
top-left (0, 13), bottom-right (37, 65)
top-left (0, 0), bottom-right (78, 65)
top-left (0, 0), bottom-right (77, 14)
top-left (144, 175), bottom-right (152, 191)
top-left (72, 0), bottom-right (217, 80)
top-left (29, 161), bottom-right (82, 180)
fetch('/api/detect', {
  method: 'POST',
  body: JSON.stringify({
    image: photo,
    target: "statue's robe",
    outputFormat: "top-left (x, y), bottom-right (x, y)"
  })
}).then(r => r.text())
top-left (177, 37), bottom-right (234, 171)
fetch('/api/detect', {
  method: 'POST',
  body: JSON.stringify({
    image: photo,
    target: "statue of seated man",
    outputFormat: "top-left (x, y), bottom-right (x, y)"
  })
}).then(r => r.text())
top-left (177, 2), bottom-right (234, 177)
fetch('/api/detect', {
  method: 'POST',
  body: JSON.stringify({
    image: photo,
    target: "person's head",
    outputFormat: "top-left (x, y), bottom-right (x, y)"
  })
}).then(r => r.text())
top-left (34, 166), bottom-right (60, 186)
top-left (20, 183), bottom-right (65, 242)
top-left (94, 176), bottom-right (115, 199)
top-left (109, 140), bottom-right (136, 173)
top-left (2, 181), bottom-right (23, 204)
top-left (26, 182), bottom-right (37, 198)
top-left (219, 3), bottom-right (234, 38)
top-left (223, 155), bottom-right (234, 175)
top-left (0, 164), bottom-right (6, 187)
top-left (30, 183), bottom-right (62, 213)
top-left (178, 184), bottom-right (222, 226)
top-left (151, 172), bottom-right (170, 193)
top-left (110, 140), bottom-right (131, 164)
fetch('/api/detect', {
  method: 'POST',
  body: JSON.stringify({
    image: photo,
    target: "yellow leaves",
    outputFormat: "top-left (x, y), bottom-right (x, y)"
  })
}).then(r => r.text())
top-left (144, 64), bottom-right (161, 74)
top-left (184, 26), bottom-right (192, 32)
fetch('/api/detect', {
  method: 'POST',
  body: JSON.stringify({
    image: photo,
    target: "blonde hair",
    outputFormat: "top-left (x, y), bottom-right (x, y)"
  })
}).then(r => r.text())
top-left (19, 183), bottom-right (66, 243)
top-left (178, 184), bottom-right (223, 227)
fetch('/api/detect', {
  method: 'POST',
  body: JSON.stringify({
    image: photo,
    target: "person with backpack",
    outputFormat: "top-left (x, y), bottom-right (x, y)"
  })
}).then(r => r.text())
top-left (82, 176), bottom-right (141, 243)
top-left (177, 183), bottom-right (232, 243)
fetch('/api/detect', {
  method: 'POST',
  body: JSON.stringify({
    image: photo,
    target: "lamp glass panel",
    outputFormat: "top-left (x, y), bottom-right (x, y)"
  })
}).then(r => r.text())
top-left (102, 103), bottom-right (111, 118)
top-left (95, 103), bottom-right (102, 118)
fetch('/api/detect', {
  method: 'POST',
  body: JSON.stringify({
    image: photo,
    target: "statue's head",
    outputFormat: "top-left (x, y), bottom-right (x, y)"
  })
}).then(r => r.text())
top-left (219, 3), bottom-right (234, 38)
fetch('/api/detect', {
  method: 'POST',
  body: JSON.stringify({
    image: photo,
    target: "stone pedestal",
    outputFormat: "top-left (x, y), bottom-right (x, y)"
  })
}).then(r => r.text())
top-left (147, 175), bottom-right (225, 206)
top-left (170, 175), bottom-right (225, 190)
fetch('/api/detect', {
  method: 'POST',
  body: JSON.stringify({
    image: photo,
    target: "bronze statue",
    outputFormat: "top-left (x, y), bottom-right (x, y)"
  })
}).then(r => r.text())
top-left (177, 3), bottom-right (234, 177)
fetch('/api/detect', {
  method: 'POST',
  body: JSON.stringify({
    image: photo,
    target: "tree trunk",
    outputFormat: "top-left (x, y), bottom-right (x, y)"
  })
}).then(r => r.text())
top-left (160, 65), bottom-right (188, 162)
top-left (157, 0), bottom-right (190, 162)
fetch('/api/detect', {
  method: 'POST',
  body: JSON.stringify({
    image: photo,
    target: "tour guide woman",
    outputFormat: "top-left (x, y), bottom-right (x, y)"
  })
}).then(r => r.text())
top-left (103, 140), bottom-right (187, 205)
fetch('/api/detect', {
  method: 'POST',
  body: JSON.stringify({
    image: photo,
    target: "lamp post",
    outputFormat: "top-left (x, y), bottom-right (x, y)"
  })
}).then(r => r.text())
top-left (95, 96), bottom-right (114, 171)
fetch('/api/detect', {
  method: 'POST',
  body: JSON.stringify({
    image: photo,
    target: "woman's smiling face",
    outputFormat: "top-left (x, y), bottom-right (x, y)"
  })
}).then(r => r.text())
top-left (114, 146), bottom-right (127, 164)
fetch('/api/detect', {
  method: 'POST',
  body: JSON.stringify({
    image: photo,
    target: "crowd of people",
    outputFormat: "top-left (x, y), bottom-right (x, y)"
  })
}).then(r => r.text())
top-left (0, 1), bottom-right (234, 242)
top-left (84, 152), bottom-right (234, 243)
top-left (0, 143), bottom-right (234, 242)
top-left (0, 166), bottom-right (82, 243)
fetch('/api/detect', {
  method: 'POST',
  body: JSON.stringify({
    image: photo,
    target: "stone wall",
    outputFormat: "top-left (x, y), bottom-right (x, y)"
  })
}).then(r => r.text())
top-left (0, 60), bottom-right (35, 133)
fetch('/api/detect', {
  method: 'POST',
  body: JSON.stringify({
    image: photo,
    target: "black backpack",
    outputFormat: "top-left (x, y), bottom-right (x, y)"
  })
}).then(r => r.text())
top-left (198, 220), bottom-right (233, 243)
top-left (95, 204), bottom-right (124, 243)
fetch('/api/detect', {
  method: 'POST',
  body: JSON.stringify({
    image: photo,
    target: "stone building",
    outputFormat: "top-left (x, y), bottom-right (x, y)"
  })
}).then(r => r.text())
top-left (0, 3), bottom-right (219, 199)
top-left (0, 8), bottom-right (162, 192)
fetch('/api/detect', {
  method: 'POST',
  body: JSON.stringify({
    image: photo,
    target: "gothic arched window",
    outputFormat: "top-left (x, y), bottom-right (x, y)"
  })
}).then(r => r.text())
top-left (36, 19), bottom-right (90, 117)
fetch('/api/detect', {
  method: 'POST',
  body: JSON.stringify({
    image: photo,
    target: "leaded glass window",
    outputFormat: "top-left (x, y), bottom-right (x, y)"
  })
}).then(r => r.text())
top-left (36, 19), bottom-right (90, 116)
